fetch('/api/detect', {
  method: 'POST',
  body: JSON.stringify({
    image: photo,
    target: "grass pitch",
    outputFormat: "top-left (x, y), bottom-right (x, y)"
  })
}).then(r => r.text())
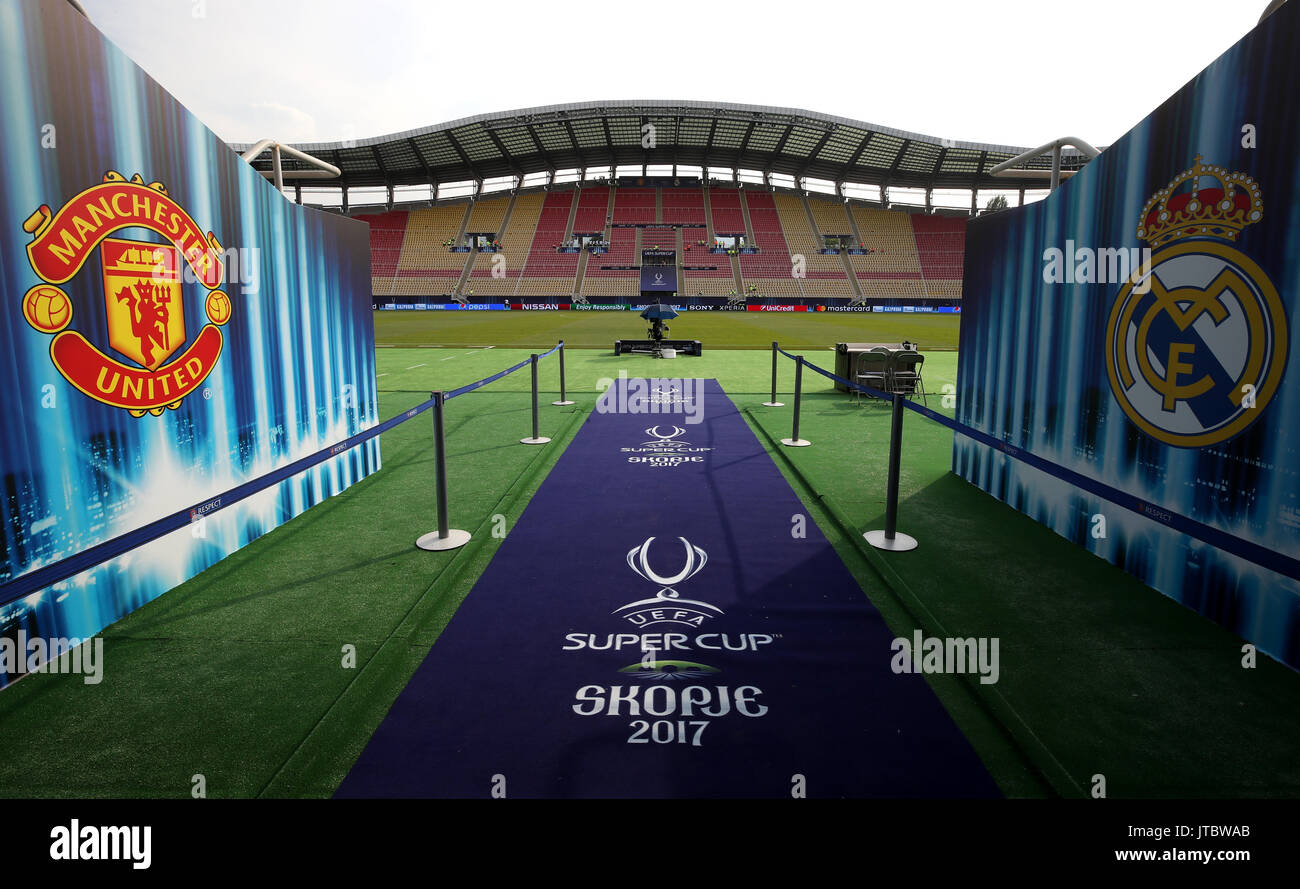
top-left (374, 309), bottom-right (962, 351)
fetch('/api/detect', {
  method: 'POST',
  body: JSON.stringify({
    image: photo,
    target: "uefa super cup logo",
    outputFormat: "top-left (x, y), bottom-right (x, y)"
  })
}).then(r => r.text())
top-left (614, 536), bottom-right (721, 628)
top-left (1105, 157), bottom-right (1288, 448)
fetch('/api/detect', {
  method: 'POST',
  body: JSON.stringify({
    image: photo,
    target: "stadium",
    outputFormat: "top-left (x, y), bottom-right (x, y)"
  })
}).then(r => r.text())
top-left (1, 0), bottom-right (1297, 848)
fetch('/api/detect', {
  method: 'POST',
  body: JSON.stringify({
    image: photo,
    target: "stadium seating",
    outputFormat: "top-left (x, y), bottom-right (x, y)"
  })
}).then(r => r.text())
top-left (612, 188), bottom-right (657, 224)
top-left (641, 225), bottom-right (676, 252)
top-left (364, 210), bottom-right (408, 296)
top-left (517, 191), bottom-right (579, 295)
top-left (807, 197), bottom-right (852, 236)
top-left (391, 204), bottom-right (470, 297)
top-left (680, 273), bottom-right (737, 296)
top-left (581, 226), bottom-right (639, 298)
top-left (466, 192), bottom-right (544, 297)
top-left (911, 214), bottom-right (966, 298)
top-left (572, 187), bottom-right (609, 233)
top-left (847, 205), bottom-right (926, 299)
top-left (465, 195), bottom-right (509, 237)
top-left (661, 188), bottom-right (706, 225)
top-left (361, 188), bottom-right (965, 303)
top-left (772, 193), bottom-right (851, 296)
top-left (708, 188), bottom-right (746, 236)
top-left (675, 187), bottom-right (729, 295)
top-left (738, 192), bottom-right (801, 297)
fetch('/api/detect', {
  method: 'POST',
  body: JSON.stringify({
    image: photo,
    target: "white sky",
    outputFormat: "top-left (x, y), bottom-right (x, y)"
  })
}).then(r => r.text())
top-left (80, 0), bottom-right (1269, 150)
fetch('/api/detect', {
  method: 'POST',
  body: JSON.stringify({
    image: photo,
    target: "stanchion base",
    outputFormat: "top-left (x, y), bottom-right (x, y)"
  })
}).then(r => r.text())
top-left (864, 529), bottom-right (918, 552)
top-left (551, 400), bottom-right (575, 406)
top-left (521, 436), bottom-right (552, 445)
top-left (416, 529), bottom-right (471, 551)
top-left (781, 438), bottom-right (812, 447)
top-left (762, 402), bottom-right (785, 407)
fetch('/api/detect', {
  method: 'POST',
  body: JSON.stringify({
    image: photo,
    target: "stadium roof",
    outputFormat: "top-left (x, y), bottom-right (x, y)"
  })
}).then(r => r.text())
top-left (231, 100), bottom-right (1094, 193)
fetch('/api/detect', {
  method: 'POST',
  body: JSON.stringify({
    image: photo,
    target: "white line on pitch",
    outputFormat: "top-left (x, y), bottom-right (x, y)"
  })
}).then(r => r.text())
top-left (377, 373), bottom-right (389, 377)
top-left (406, 363), bottom-right (427, 369)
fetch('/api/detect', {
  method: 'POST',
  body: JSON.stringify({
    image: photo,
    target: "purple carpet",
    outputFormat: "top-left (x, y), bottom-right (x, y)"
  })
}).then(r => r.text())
top-left (336, 379), bottom-right (1000, 798)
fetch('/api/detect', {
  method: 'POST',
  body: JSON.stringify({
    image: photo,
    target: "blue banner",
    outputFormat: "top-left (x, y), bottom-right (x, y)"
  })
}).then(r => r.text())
top-left (956, 4), bottom-right (1300, 668)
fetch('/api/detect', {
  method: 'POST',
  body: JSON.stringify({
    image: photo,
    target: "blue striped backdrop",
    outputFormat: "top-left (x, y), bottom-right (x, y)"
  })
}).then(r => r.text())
top-left (0, 0), bottom-right (379, 683)
top-left (956, 5), bottom-right (1299, 667)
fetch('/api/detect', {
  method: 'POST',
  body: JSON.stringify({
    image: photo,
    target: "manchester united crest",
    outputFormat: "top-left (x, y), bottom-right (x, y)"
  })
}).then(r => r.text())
top-left (1105, 157), bottom-right (1288, 448)
top-left (21, 171), bottom-right (232, 417)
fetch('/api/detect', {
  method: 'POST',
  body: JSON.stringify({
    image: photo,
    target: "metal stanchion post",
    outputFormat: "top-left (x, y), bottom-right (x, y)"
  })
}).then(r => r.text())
top-left (417, 391), bottom-right (471, 551)
top-left (521, 354), bottom-right (551, 445)
top-left (865, 394), bottom-right (917, 551)
top-left (553, 340), bottom-right (574, 406)
top-left (763, 340), bottom-right (784, 406)
top-left (781, 355), bottom-right (811, 447)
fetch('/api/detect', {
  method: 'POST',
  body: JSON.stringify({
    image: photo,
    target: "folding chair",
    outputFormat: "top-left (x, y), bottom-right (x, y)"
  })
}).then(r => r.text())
top-left (854, 347), bottom-right (890, 404)
top-left (889, 349), bottom-right (927, 405)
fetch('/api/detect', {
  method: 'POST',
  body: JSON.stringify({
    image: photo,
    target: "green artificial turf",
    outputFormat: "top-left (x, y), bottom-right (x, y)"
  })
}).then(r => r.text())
top-left (1, 326), bottom-right (1297, 799)
top-left (374, 309), bottom-right (962, 351)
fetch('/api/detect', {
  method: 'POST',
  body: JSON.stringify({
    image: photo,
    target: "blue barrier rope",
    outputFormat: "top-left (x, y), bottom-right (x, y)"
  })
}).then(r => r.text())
top-left (0, 343), bottom-right (565, 607)
top-left (776, 350), bottom-right (1300, 581)
top-left (776, 347), bottom-right (895, 401)
top-left (446, 343), bottom-right (560, 400)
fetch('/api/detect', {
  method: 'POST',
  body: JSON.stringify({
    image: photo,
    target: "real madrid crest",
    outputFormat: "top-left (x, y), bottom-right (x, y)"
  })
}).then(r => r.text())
top-left (21, 171), bottom-right (232, 417)
top-left (1105, 156), bottom-right (1287, 448)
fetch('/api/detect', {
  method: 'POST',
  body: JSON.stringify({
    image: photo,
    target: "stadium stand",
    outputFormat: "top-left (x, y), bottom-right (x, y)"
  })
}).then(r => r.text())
top-left (582, 226), bottom-right (639, 298)
top-left (365, 209), bottom-right (407, 297)
top-left (807, 196), bottom-right (853, 236)
top-left (739, 191), bottom-right (801, 297)
top-left (773, 193), bottom-right (851, 296)
top-left (465, 194), bottom-right (509, 237)
top-left (466, 192), bottom-right (544, 298)
top-left (572, 187), bottom-right (609, 233)
top-left (363, 188), bottom-right (965, 303)
top-left (517, 191), bottom-right (579, 296)
top-left (847, 204), bottom-right (926, 299)
top-left (661, 187), bottom-right (706, 225)
top-left (612, 188), bottom-right (657, 224)
top-left (664, 190), bottom-right (726, 296)
top-left (911, 214), bottom-right (966, 298)
top-left (642, 225), bottom-right (676, 252)
top-left (708, 188), bottom-right (746, 236)
top-left (391, 204), bottom-right (470, 297)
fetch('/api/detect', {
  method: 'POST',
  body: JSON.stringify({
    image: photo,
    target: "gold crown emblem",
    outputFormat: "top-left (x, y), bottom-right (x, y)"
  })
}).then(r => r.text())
top-left (1136, 156), bottom-right (1262, 246)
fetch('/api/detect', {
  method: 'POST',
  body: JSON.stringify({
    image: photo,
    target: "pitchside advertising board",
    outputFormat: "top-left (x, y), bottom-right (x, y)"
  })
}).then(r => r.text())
top-left (957, 3), bottom-right (1299, 668)
top-left (0, 0), bottom-right (378, 683)
top-left (378, 303), bottom-right (508, 310)
top-left (374, 303), bottom-right (955, 312)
